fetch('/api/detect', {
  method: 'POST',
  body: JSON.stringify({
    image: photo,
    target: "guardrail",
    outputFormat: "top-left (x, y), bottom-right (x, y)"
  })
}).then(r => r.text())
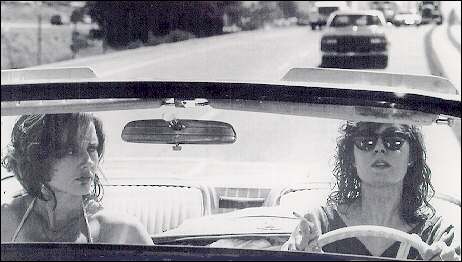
top-left (425, 9), bottom-right (461, 144)
top-left (447, 9), bottom-right (461, 52)
top-left (425, 26), bottom-right (446, 78)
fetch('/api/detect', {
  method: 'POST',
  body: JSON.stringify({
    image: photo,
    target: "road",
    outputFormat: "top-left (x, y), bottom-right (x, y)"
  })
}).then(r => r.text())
top-left (33, 24), bottom-right (433, 80)
top-left (2, 24), bottom-right (460, 198)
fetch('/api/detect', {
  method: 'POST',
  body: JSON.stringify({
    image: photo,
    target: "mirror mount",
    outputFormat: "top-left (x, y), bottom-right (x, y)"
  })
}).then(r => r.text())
top-left (172, 143), bottom-right (182, 151)
top-left (162, 98), bottom-right (209, 108)
top-left (169, 119), bottom-right (186, 131)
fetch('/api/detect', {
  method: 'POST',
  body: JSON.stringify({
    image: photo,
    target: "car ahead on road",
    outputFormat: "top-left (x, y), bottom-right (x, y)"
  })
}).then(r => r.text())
top-left (392, 11), bottom-right (422, 26)
top-left (1, 67), bottom-right (460, 261)
top-left (50, 14), bottom-right (63, 25)
top-left (420, 4), bottom-right (443, 25)
top-left (320, 10), bottom-right (389, 69)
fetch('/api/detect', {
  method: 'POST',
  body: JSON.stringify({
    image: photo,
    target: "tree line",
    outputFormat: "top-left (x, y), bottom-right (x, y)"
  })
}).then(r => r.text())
top-left (85, 1), bottom-right (299, 48)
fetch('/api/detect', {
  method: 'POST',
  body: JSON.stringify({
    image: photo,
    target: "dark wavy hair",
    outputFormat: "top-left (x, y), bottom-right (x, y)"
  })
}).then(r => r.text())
top-left (1, 113), bottom-right (105, 209)
top-left (327, 121), bottom-right (435, 224)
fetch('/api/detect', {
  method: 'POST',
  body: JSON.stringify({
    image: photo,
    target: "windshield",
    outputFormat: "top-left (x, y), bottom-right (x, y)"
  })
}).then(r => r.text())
top-left (1, 1), bottom-right (461, 261)
top-left (330, 14), bottom-right (383, 27)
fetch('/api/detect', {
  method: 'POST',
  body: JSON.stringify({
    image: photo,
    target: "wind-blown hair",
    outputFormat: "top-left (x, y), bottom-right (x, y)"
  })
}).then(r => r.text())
top-left (327, 121), bottom-right (435, 224)
top-left (1, 113), bottom-right (105, 209)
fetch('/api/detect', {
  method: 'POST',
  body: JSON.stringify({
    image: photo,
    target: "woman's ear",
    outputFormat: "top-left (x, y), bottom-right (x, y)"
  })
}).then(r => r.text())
top-left (26, 142), bottom-right (42, 161)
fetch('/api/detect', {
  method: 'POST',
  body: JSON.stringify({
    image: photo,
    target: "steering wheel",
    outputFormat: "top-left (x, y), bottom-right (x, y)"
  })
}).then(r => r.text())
top-left (316, 225), bottom-right (430, 259)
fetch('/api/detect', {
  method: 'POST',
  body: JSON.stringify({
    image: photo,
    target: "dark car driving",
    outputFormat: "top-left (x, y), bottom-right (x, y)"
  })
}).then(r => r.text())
top-left (320, 10), bottom-right (389, 69)
top-left (50, 14), bottom-right (63, 25)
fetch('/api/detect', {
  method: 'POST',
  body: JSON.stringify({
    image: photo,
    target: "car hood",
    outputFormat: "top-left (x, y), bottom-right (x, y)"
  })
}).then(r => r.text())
top-left (152, 206), bottom-right (299, 240)
top-left (323, 26), bottom-right (386, 37)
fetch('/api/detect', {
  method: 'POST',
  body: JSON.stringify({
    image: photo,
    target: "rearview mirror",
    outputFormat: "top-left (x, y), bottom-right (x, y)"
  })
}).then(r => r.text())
top-left (121, 119), bottom-right (236, 145)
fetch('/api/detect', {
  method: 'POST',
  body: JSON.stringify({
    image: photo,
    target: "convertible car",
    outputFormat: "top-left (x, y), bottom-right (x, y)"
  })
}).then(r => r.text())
top-left (1, 67), bottom-right (461, 261)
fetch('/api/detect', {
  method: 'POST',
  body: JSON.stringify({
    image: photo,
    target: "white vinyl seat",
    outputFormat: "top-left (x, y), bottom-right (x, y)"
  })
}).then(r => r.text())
top-left (103, 184), bottom-right (211, 235)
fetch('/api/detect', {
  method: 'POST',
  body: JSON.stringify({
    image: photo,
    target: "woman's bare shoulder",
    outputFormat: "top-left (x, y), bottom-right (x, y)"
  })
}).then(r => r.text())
top-left (90, 208), bottom-right (153, 245)
top-left (83, 200), bottom-right (134, 226)
top-left (1, 195), bottom-right (30, 242)
top-left (2, 195), bottom-right (31, 219)
top-left (91, 208), bottom-right (148, 235)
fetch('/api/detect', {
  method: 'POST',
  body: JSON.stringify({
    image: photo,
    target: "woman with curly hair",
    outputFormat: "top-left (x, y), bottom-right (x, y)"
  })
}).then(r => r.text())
top-left (1, 113), bottom-right (152, 244)
top-left (282, 121), bottom-right (460, 260)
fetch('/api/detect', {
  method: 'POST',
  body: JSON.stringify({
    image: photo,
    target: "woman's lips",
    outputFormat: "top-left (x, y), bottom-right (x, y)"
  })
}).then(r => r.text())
top-left (75, 176), bottom-right (92, 182)
top-left (76, 170), bottom-right (93, 182)
top-left (371, 160), bottom-right (391, 169)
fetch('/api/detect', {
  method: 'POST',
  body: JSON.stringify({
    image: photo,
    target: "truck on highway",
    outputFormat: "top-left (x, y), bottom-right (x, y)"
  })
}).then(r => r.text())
top-left (418, 1), bottom-right (443, 25)
top-left (308, 1), bottom-right (349, 30)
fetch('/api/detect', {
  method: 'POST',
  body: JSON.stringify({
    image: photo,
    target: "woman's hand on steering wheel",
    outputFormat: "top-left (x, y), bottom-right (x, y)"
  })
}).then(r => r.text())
top-left (422, 236), bottom-right (461, 261)
top-left (283, 215), bottom-right (461, 260)
top-left (281, 211), bottom-right (322, 252)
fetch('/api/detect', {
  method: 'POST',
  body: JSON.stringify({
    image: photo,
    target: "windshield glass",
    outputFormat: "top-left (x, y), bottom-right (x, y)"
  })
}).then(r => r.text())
top-left (1, 1), bottom-right (461, 261)
top-left (331, 14), bottom-right (382, 27)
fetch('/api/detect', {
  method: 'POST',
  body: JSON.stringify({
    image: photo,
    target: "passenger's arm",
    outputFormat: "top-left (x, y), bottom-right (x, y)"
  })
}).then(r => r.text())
top-left (97, 212), bottom-right (153, 245)
top-left (120, 219), bottom-right (153, 245)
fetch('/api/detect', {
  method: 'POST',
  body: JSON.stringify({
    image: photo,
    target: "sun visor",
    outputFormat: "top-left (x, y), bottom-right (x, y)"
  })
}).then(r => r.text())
top-left (1, 67), bottom-right (97, 84)
top-left (1, 99), bottom-right (163, 116)
top-left (210, 100), bottom-right (439, 126)
top-left (282, 68), bottom-right (459, 96)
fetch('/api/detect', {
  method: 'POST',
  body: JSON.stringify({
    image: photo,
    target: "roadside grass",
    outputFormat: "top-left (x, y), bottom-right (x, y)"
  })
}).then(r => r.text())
top-left (1, 27), bottom-right (200, 69)
top-left (1, 3), bottom-right (201, 69)
top-left (146, 30), bottom-right (196, 46)
top-left (1, 2), bottom-right (73, 24)
top-left (1, 2), bottom-right (86, 69)
top-left (1, 27), bottom-right (87, 69)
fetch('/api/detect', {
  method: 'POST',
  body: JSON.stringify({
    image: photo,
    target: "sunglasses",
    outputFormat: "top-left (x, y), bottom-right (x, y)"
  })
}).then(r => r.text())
top-left (353, 131), bottom-right (409, 152)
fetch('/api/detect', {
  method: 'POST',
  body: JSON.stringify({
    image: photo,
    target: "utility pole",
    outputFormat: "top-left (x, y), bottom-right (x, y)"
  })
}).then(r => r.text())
top-left (36, 2), bottom-right (42, 65)
top-left (2, 26), bottom-right (15, 68)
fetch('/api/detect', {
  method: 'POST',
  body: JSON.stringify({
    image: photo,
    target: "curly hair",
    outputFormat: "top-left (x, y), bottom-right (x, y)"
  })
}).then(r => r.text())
top-left (327, 121), bottom-right (435, 224)
top-left (1, 113), bottom-right (105, 209)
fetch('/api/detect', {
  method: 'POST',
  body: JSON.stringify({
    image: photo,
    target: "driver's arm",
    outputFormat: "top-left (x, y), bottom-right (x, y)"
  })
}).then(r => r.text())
top-left (281, 209), bottom-right (324, 252)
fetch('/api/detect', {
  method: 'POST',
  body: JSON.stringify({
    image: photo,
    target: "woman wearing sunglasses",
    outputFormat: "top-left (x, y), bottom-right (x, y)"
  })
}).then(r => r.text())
top-left (282, 122), bottom-right (460, 260)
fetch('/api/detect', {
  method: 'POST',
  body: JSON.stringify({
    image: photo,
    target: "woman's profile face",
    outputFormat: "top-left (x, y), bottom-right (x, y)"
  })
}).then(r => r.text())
top-left (353, 123), bottom-right (411, 187)
top-left (47, 122), bottom-right (100, 196)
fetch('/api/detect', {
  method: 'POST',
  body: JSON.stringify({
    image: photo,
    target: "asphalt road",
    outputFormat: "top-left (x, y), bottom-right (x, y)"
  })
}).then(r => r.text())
top-left (2, 25), bottom-right (460, 198)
